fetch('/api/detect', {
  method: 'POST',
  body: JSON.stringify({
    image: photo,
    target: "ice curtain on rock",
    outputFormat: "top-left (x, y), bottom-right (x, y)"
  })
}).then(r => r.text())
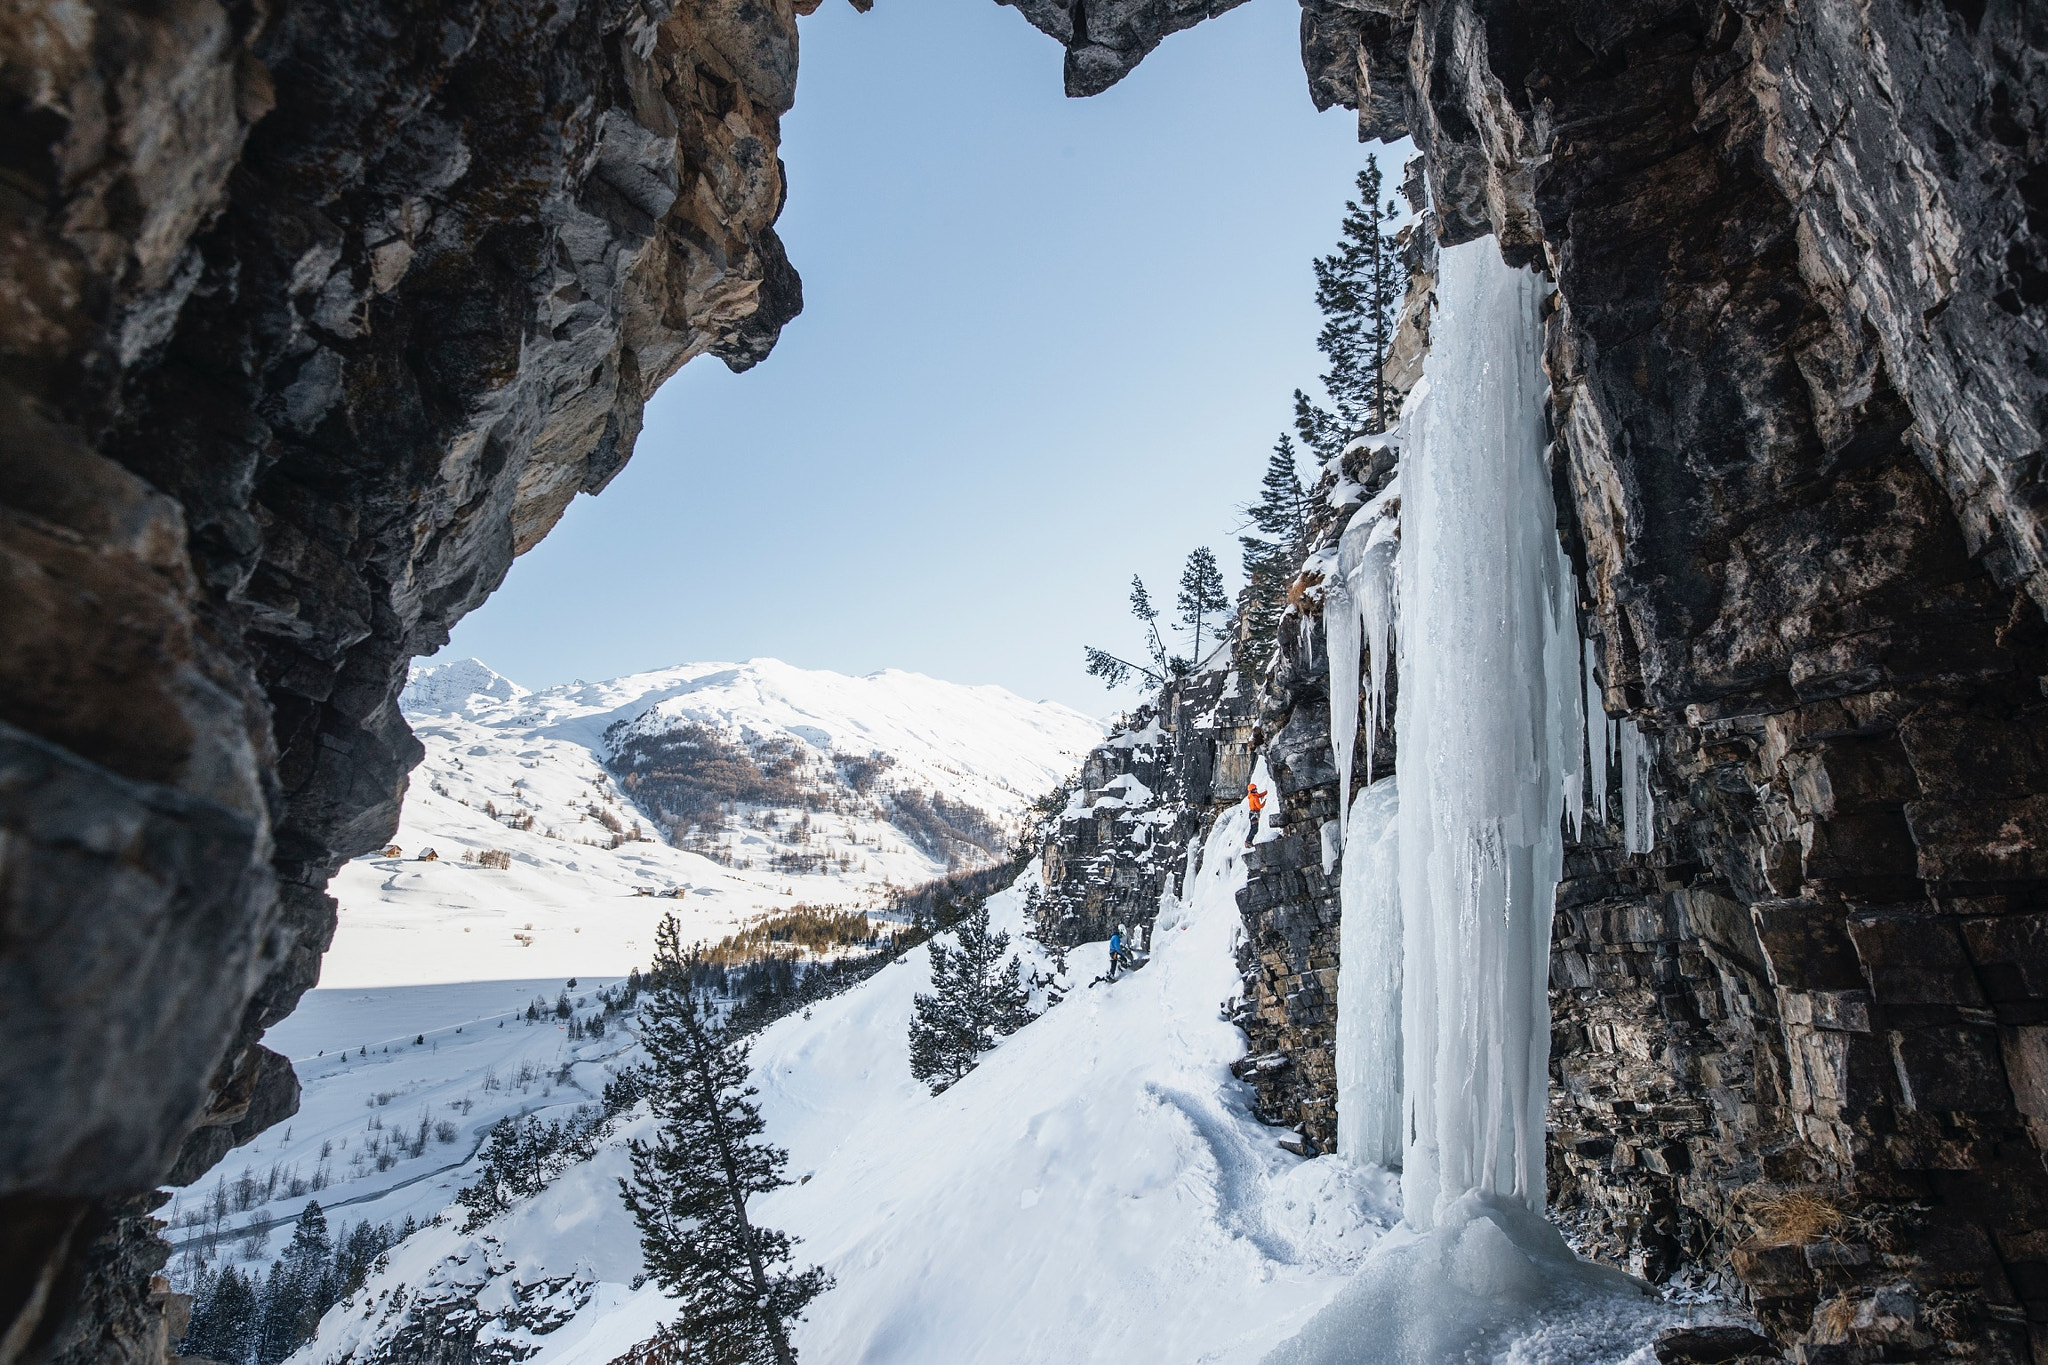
top-left (1326, 239), bottom-right (1653, 1214)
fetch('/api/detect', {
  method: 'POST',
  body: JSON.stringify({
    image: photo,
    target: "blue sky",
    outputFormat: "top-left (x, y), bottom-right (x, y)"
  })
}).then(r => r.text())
top-left (440, 0), bottom-right (1395, 712)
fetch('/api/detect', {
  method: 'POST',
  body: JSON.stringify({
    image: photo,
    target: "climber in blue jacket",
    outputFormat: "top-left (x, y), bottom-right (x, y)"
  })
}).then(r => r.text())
top-left (1108, 929), bottom-right (1128, 979)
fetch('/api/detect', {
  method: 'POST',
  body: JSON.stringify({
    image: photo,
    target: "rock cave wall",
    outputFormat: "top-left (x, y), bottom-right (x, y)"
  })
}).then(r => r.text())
top-left (1002, 0), bottom-right (2048, 1358)
top-left (0, 0), bottom-right (806, 1358)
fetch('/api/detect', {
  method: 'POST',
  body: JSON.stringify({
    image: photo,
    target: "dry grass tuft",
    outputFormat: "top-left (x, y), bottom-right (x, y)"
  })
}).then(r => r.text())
top-left (1813, 1294), bottom-right (1861, 1341)
top-left (1746, 1187), bottom-right (1845, 1246)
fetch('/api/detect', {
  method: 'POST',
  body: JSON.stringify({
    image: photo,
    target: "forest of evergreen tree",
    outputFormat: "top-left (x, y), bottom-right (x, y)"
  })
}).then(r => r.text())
top-left (180, 1204), bottom-right (408, 1365)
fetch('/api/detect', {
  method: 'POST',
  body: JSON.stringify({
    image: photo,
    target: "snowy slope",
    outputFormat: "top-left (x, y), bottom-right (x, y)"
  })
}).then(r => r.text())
top-left (164, 658), bottom-right (1097, 1263)
top-left (161, 979), bottom-right (630, 1270)
top-left (322, 658), bottom-right (1102, 988)
top-left (285, 811), bottom-right (1711, 1365)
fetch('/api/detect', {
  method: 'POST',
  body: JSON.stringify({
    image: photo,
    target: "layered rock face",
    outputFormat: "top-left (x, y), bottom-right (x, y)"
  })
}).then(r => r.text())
top-left (1009, 0), bottom-right (2048, 1358)
top-left (1034, 673), bottom-right (1248, 948)
top-left (0, 0), bottom-right (801, 1357)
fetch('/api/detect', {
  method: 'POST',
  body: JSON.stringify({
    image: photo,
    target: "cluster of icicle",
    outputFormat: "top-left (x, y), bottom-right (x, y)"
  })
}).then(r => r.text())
top-left (1327, 238), bottom-right (1654, 1228)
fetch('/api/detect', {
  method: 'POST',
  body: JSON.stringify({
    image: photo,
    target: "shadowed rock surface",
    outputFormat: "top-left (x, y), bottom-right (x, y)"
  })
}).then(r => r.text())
top-left (0, 0), bottom-right (803, 1357)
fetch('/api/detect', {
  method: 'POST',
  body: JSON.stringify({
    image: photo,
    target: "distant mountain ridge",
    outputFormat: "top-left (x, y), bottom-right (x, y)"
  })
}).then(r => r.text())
top-left (322, 658), bottom-right (1102, 987)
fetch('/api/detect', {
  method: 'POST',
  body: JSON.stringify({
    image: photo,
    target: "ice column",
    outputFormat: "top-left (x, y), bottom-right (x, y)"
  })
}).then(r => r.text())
top-left (1335, 776), bottom-right (1402, 1167)
top-left (1327, 576), bottom-right (1362, 823)
top-left (1393, 238), bottom-right (1581, 1227)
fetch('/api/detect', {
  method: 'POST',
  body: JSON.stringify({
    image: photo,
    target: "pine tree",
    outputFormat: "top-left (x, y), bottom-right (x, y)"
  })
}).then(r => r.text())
top-left (1312, 155), bottom-right (1404, 434)
top-left (620, 915), bottom-right (829, 1365)
top-left (1292, 388), bottom-right (1345, 467)
top-left (251, 1201), bottom-right (334, 1364)
top-left (1234, 541), bottom-right (1290, 682)
top-left (332, 1219), bottom-right (397, 1298)
top-left (185, 1263), bottom-right (259, 1363)
top-left (1248, 436), bottom-right (1310, 547)
top-left (1360, 161), bottom-right (1407, 433)
top-left (1082, 646), bottom-right (1157, 691)
top-left (907, 899), bottom-right (1034, 1094)
top-left (250, 1261), bottom-right (296, 1365)
top-left (1127, 575), bottom-right (1169, 680)
top-left (1234, 437), bottom-right (1312, 679)
top-left (1293, 153), bottom-right (1406, 468)
top-left (1176, 547), bottom-right (1230, 667)
top-left (1082, 575), bottom-right (1172, 692)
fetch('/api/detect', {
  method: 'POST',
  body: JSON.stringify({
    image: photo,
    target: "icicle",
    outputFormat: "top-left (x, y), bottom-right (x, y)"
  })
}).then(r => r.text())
top-left (1326, 576), bottom-right (1362, 823)
top-left (1619, 719), bottom-right (1655, 854)
top-left (1391, 238), bottom-right (1573, 1229)
top-left (1584, 640), bottom-right (1609, 825)
top-left (1326, 482), bottom-right (1403, 819)
top-left (1336, 778), bottom-right (1402, 1167)
top-left (1550, 535), bottom-right (1586, 845)
top-left (1350, 488), bottom-right (1401, 785)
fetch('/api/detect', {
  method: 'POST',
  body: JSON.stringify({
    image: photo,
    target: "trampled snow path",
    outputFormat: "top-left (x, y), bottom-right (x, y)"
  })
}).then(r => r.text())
top-left (748, 807), bottom-right (1396, 1365)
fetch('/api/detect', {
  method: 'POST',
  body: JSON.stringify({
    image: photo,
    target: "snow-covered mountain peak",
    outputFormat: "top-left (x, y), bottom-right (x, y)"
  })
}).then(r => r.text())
top-left (400, 657), bottom-right (530, 717)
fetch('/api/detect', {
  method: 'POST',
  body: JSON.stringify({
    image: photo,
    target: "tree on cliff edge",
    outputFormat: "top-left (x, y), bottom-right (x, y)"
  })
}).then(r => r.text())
top-left (1177, 547), bottom-right (1230, 666)
top-left (1235, 437), bottom-right (1310, 677)
top-left (1235, 155), bottom-right (1404, 679)
top-left (1083, 574), bottom-right (1177, 690)
top-left (620, 915), bottom-right (829, 1365)
top-left (1295, 152), bottom-right (1406, 461)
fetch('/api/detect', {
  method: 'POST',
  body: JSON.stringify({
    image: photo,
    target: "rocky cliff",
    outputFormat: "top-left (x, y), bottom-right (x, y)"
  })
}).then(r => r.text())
top-left (0, 0), bottom-right (803, 1357)
top-left (1004, 0), bottom-right (2048, 1359)
top-left (1032, 672), bottom-right (1250, 948)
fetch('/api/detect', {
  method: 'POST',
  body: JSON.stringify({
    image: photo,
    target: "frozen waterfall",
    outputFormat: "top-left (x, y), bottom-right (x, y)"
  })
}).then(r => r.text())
top-left (1334, 776), bottom-right (1402, 1168)
top-left (1326, 237), bottom-right (1593, 1226)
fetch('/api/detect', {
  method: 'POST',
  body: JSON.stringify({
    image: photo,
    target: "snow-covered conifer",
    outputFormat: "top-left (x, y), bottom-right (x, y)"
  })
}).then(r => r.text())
top-left (183, 1263), bottom-right (258, 1361)
top-left (620, 914), bottom-right (829, 1365)
top-left (907, 899), bottom-right (1033, 1094)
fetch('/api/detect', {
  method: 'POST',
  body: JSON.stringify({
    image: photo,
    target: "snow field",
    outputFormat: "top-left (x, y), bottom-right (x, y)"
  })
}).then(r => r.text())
top-left (287, 810), bottom-right (1402, 1365)
top-left (753, 807), bottom-right (1397, 1365)
top-left (164, 980), bottom-right (627, 1266)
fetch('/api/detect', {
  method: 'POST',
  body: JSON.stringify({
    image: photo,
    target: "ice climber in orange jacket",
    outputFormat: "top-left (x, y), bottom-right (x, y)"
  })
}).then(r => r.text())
top-left (1245, 780), bottom-right (1267, 847)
